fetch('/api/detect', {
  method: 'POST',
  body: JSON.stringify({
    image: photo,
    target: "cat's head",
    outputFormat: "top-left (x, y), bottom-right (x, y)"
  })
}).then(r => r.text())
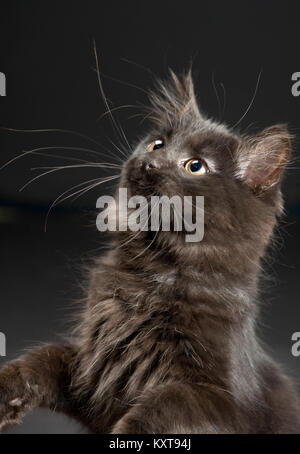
top-left (118, 71), bottom-right (291, 259)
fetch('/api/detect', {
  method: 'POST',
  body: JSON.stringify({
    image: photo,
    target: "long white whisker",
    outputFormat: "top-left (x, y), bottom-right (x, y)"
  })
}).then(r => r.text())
top-left (130, 228), bottom-right (159, 262)
top-left (93, 40), bottom-right (132, 154)
top-left (117, 121), bottom-right (132, 154)
top-left (120, 58), bottom-right (154, 76)
top-left (19, 163), bottom-right (120, 192)
top-left (97, 105), bottom-right (137, 121)
top-left (232, 71), bottom-right (262, 129)
top-left (105, 136), bottom-right (130, 160)
top-left (27, 153), bottom-right (89, 163)
top-left (101, 72), bottom-right (149, 95)
top-left (49, 177), bottom-right (106, 205)
top-left (220, 82), bottom-right (226, 119)
top-left (128, 201), bottom-right (161, 261)
top-left (93, 41), bottom-right (123, 142)
top-left (117, 201), bottom-right (152, 250)
top-left (212, 71), bottom-right (222, 119)
top-left (44, 174), bottom-right (120, 231)
top-left (71, 175), bottom-right (120, 203)
top-left (0, 146), bottom-right (111, 171)
top-left (31, 162), bottom-right (121, 171)
top-left (0, 126), bottom-right (104, 148)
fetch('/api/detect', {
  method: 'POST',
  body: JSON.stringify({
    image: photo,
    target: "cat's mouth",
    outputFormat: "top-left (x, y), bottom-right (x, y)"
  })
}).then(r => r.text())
top-left (122, 157), bottom-right (169, 198)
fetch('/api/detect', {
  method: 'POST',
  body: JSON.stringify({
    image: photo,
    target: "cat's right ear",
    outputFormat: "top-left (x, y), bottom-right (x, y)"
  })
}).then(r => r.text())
top-left (236, 124), bottom-right (292, 194)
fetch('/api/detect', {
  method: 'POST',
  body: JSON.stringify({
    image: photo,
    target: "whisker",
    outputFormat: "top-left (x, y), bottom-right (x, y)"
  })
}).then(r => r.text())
top-left (93, 40), bottom-right (127, 147)
top-left (138, 112), bottom-right (153, 126)
top-left (20, 163), bottom-right (120, 192)
top-left (127, 113), bottom-right (147, 120)
top-left (57, 175), bottom-right (119, 206)
top-left (220, 82), bottom-right (226, 119)
top-left (128, 201), bottom-right (161, 261)
top-left (116, 201), bottom-right (151, 250)
top-left (130, 227), bottom-right (159, 262)
top-left (50, 178), bottom-right (111, 205)
top-left (0, 146), bottom-right (113, 171)
top-left (101, 72), bottom-right (149, 95)
top-left (31, 162), bottom-right (121, 171)
top-left (105, 136), bottom-right (130, 160)
top-left (44, 174), bottom-right (120, 231)
top-left (92, 41), bottom-right (134, 154)
top-left (0, 126), bottom-right (105, 148)
top-left (212, 70), bottom-right (222, 119)
top-left (48, 177), bottom-right (105, 205)
top-left (120, 58), bottom-right (154, 76)
top-left (71, 175), bottom-right (120, 203)
top-left (115, 121), bottom-right (132, 153)
top-left (22, 151), bottom-right (89, 163)
top-left (37, 154), bottom-right (89, 163)
top-left (232, 71), bottom-right (262, 129)
top-left (97, 105), bottom-right (138, 122)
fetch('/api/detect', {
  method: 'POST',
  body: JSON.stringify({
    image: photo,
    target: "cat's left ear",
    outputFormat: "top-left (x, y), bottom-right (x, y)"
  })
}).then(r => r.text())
top-left (237, 124), bottom-right (292, 194)
top-left (149, 70), bottom-right (203, 127)
top-left (168, 70), bottom-right (202, 119)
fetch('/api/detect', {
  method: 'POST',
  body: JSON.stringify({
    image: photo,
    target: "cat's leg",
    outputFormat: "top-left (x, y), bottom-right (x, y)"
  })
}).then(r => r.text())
top-left (111, 383), bottom-right (242, 434)
top-left (0, 344), bottom-right (79, 431)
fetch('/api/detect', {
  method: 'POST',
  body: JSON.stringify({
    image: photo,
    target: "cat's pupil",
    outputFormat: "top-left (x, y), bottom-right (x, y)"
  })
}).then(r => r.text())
top-left (190, 160), bottom-right (202, 172)
top-left (153, 140), bottom-right (164, 150)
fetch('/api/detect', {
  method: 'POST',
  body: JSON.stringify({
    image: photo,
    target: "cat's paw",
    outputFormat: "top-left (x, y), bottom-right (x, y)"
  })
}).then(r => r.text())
top-left (0, 362), bottom-right (36, 432)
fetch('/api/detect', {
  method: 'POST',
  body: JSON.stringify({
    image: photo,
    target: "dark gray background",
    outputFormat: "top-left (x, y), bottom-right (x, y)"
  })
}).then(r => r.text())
top-left (0, 0), bottom-right (299, 434)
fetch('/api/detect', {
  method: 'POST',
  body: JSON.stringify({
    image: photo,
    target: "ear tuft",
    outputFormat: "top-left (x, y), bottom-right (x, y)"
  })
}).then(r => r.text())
top-left (148, 69), bottom-right (203, 128)
top-left (237, 124), bottom-right (292, 194)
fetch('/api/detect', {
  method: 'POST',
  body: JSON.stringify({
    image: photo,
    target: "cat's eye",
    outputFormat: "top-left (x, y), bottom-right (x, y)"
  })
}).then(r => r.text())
top-left (184, 159), bottom-right (209, 176)
top-left (148, 139), bottom-right (164, 152)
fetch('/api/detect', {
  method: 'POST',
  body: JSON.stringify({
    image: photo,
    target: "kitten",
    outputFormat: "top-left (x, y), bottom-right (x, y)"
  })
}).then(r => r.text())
top-left (0, 71), bottom-right (299, 434)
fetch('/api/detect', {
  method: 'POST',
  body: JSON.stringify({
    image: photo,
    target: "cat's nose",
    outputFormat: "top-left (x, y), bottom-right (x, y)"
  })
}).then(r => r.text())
top-left (141, 159), bottom-right (160, 173)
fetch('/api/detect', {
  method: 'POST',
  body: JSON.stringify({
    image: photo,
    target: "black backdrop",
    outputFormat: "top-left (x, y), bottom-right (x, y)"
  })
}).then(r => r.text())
top-left (0, 0), bottom-right (299, 433)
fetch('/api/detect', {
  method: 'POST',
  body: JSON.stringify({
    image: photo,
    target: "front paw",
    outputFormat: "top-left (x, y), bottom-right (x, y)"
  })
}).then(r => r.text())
top-left (0, 362), bottom-right (36, 431)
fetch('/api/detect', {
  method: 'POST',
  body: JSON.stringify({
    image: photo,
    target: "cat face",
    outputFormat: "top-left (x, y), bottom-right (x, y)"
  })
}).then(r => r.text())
top-left (123, 122), bottom-right (238, 200)
top-left (119, 71), bottom-right (291, 250)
